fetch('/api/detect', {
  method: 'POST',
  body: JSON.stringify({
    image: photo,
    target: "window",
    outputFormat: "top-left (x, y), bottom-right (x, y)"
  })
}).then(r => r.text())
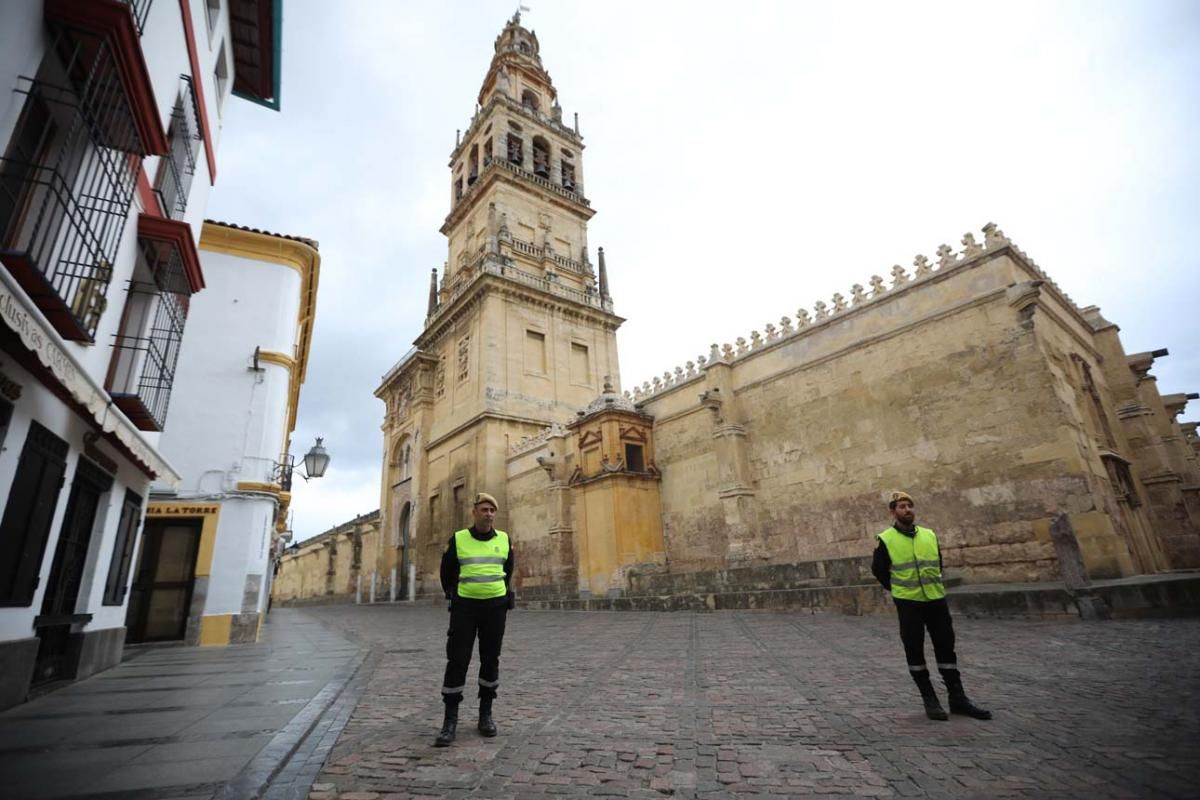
top-left (205, 0), bottom-right (221, 36)
top-left (107, 237), bottom-right (192, 431)
top-left (468, 144), bottom-right (479, 185)
top-left (531, 136), bottom-right (550, 178)
top-left (214, 42), bottom-right (229, 112)
top-left (521, 89), bottom-right (540, 111)
top-left (507, 133), bottom-right (523, 166)
top-left (103, 491), bottom-right (142, 605)
top-left (456, 335), bottom-right (471, 383)
top-left (0, 34), bottom-right (143, 341)
top-left (483, 138), bottom-right (493, 166)
top-left (454, 177), bottom-right (463, 203)
top-left (0, 399), bottom-right (12, 452)
top-left (561, 159), bottom-right (576, 191)
top-left (625, 443), bottom-right (645, 473)
top-left (154, 77), bottom-right (201, 219)
top-left (570, 342), bottom-right (589, 384)
top-left (525, 330), bottom-right (546, 373)
top-left (0, 422), bottom-right (68, 606)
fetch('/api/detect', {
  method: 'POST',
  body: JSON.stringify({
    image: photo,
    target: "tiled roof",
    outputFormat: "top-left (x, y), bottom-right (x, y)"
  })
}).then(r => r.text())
top-left (204, 219), bottom-right (319, 250)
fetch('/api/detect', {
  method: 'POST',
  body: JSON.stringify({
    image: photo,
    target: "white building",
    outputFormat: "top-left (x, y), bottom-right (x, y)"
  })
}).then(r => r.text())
top-left (0, 0), bottom-right (281, 709)
top-left (138, 220), bottom-right (319, 648)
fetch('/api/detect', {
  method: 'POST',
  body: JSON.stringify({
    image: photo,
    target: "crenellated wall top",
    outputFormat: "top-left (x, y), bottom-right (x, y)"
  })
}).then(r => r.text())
top-left (624, 223), bottom-right (1085, 403)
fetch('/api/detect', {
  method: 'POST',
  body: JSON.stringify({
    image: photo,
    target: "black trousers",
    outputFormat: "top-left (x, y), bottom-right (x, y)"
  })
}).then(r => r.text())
top-left (441, 600), bottom-right (508, 705)
top-left (895, 597), bottom-right (958, 674)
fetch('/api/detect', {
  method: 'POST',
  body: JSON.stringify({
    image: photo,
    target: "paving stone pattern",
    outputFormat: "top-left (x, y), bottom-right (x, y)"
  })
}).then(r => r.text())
top-left (300, 605), bottom-right (1200, 799)
top-left (0, 609), bottom-right (362, 799)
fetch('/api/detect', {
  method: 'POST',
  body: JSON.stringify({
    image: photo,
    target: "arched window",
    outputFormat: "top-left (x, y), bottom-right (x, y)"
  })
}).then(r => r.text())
top-left (482, 138), bottom-right (493, 166)
top-left (531, 136), bottom-right (550, 178)
top-left (561, 158), bottom-right (576, 190)
top-left (506, 133), bottom-right (523, 166)
top-left (468, 144), bottom-right (479, 185)
top-left (521, 89), bottom-right (539, 111)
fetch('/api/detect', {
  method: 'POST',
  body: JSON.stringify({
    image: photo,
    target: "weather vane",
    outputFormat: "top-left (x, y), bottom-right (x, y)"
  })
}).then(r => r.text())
top-left (514, 4), bottom-right (530, 22)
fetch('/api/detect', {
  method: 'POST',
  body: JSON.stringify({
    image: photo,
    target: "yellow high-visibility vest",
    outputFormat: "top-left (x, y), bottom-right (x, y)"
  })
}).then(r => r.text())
top-left (454, 529), bottom-right (509, 599)
top-left (878, 526), bottom-right (945, 601)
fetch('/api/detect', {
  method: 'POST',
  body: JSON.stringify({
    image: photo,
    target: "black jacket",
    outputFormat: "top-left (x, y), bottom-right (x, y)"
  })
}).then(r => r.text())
top-left (871, 524), bottom-right (944, 591)
top-left (440, 526), bottom-right (515, 607)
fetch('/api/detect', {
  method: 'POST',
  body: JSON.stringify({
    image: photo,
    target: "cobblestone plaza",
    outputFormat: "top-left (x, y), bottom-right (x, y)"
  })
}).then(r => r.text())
top-left (304, 605), bottom-right (1199, 800)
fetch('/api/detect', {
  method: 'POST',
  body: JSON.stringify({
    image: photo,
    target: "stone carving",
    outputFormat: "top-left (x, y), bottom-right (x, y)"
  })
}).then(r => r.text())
top-left (780, 316), bottom-right (793, 334)
top-left (851, 284), bottom-right (866, 304)
top-left (796, 309), bottom-right (811, 327)
top-left (890, 264), bottom-right (909, 287)
top-left (935, 245), bottom-right (955, 270)
top-left (961, 231), bottom-right (982, 257)
top-left (831, 293), bottom-right (847, 313)
top-left (735, 337), bottom-right (749, 355)
top-left (750, 331), bottom-right (762, 349)
top-left (869, 275), bottom-right (887, 297)
top-left (697, 354), bottom-right (707, 368)
top-left (982, 221), bottom-right (1009, 249)
top-left (710, 343), bottom-right (721, 363)
top-left (721, 343), bottom-right (735, 361)
top-left (814, 301), bottom-right (828, 320)
top-left (915, 253), bottom-right (934, 275)
top-left (765, 323), bottom-right (778, 341)
top-left (510, 420), bottom-right (569, 455)
top-left (685, 360), bottom-right (696, 377)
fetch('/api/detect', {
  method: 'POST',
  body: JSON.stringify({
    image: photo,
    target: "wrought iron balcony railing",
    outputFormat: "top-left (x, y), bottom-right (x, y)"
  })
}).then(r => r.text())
top-left (108, 233), bottom-right (191, 431)
top-left (0, 69), bottom-right (139, 341)
top-left (153, 75), bottom-right (201, 219)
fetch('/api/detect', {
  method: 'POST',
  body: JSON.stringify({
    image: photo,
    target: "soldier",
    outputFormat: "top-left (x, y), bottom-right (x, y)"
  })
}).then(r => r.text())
top-left (435, 493), bottom-right (515, 747)
top-left (872, 491), bottom-right (992, 721)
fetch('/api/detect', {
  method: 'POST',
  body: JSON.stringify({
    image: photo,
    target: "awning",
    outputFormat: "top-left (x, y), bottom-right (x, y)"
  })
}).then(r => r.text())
top-left (0, 266), bottom-right (181, 486)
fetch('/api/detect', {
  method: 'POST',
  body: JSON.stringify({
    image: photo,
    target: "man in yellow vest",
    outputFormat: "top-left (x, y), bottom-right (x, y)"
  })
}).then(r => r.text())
top-left (434, 492), bottom-right (515, 747)
top-left (872, 491), bottom-right (992, 721)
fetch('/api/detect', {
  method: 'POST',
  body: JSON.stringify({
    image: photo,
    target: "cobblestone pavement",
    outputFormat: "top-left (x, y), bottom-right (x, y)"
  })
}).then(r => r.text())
top-left (298, 605), bottom-right (1199, 800)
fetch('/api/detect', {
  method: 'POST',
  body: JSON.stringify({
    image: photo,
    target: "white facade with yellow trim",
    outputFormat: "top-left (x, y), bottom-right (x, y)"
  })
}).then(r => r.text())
top-left (145, 222), bottom-right (319, 646)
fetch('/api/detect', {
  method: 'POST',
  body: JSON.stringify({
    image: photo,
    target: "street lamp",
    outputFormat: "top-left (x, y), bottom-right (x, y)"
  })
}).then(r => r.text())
top-left (273, 437), bottom-right (331, 490)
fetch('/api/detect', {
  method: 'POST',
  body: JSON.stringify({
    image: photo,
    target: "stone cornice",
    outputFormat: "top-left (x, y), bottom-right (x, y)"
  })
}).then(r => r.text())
top-left (418, 268), bottom-right (622, 351)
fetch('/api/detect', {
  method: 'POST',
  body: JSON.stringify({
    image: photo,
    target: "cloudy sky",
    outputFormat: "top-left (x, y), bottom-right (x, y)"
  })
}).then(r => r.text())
top-left (207, 0), bottom-right (1200, 543)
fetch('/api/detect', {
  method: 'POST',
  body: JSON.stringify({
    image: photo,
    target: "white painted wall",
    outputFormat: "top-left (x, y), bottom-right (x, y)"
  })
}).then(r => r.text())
top-left (156, 246), bottom-right (302, 617)
top-left (0, 0), bottom-right (246, 650)
top-left (0, 358), bottom-right (152, 641)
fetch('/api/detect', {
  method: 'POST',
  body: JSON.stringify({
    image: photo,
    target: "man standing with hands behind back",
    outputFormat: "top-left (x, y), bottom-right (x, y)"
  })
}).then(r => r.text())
top-left (434, 492), bottom-right (515, 747)
top-left (872, 491), bottom-right (992, 722)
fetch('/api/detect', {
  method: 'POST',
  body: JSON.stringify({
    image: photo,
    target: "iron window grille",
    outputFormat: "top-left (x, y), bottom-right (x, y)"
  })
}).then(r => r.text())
top-left (121, 0), bottom-right (155, 35)
top-left (153, 76), bottom-right (201, 220)
top-left (108, 239), bottom-right (190, 431)
top-left (0, 25), bottom-right (148, 341)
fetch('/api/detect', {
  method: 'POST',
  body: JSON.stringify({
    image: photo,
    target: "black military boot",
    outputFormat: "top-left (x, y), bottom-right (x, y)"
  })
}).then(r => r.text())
top-left (434, 701), bottom-right (459, 747)
top-left (941, 669), bottom-right (992, 720)
top-left (913, 671), bottom-right (949, 721)
top-left (478, 697), bottom-right (497, 737)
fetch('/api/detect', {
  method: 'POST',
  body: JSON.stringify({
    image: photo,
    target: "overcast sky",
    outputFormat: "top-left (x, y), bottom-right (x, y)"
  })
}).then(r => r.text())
top-left (206, 0), bottom-right (1200, 544)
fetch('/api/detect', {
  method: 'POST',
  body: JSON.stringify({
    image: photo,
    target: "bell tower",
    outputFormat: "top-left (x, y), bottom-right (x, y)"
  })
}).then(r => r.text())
top-left (377, 13), bottom-right (625, 589)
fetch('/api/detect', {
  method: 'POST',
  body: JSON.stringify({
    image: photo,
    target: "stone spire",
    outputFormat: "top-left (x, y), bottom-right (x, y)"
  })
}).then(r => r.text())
top-left (427, 267), bottom-right (438, 317)
top-left (598, 247), bottom-right (610, 300)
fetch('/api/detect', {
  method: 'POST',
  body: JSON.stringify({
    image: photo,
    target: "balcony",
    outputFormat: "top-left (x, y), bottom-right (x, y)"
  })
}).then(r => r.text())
top-left (153, 76), bottom-right (202, 220)
top-left (43, 0), bottom-right (168, 155)
top-left (107, 215), bottom-right (202, 430)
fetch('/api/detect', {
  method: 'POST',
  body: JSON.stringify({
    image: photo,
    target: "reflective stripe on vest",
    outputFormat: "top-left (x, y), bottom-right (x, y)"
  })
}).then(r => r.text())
top-left (454, 529), bottom-right (509, 599)
top-left (878, 526), bottom-right (945, 601)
